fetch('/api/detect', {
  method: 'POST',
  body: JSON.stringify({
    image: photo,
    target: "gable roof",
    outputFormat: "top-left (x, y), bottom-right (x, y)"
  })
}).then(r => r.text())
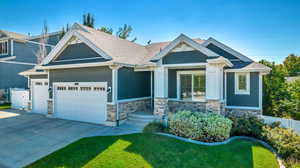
top-left (0, 30), bottom-right (28, 39)
top-left (150, 34), bottom-right (219, 61)
top-left (202, 37), bottom-right (253, 62)
top-left (42, 23), bottom-right (150, 65)
top-left (41, 23), bottom-right (265, 70)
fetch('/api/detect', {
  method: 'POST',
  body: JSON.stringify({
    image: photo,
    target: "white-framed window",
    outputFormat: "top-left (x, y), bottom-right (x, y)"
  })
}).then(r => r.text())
top-left (235, 72), bottom-right (250, 95)
top-left (177, 71), bottom-right (206, 101)
top-left (0, 40), bottom-right (8, 55)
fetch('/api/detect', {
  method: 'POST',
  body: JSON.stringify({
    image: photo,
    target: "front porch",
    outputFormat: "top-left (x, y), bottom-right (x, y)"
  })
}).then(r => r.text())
top-left (151, 60), bottom-right (229, 117)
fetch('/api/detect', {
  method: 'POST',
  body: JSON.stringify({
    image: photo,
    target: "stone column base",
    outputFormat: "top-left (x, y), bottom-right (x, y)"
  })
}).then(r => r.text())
top-left (27, 101), bottom-right (32, 112)
top-left (206, 100), bottom-right (224, 114)
top-left (107, 104), bottom-right (117, 122)
top-left (154, 98), bottom-right (168, 117)
top-left (47, 99), bottom-right (53, 117)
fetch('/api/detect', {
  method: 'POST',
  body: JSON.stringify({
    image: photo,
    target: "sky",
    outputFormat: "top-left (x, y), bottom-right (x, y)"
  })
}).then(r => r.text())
top-left (0, 0), bottom-right (299, 63)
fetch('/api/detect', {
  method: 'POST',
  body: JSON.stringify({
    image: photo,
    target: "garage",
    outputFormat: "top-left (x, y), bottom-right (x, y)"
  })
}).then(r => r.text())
top-left (31, 79), bottom-right (49, 114)
top-left (53, 82), bottom-right (107, 124)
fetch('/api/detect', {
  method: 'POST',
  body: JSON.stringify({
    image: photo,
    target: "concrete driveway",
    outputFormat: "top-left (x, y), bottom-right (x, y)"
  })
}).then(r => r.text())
top-left (0, 109), bottom-right (139, 168)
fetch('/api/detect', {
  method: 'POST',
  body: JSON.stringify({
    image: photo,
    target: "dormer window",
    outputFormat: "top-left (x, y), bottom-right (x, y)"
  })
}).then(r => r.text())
top-left (0, 41), bottom-right (8, 55)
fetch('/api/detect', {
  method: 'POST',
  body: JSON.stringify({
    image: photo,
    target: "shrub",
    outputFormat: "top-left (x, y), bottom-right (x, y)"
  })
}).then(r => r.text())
top-left (169, 111), bottom-right (232, 142)
top-left (262, 125), bottom-right (300, 167)
top-left (229, 115), bottom-right (266, 138)
top-left (143, 121), bottom-right (164, 133)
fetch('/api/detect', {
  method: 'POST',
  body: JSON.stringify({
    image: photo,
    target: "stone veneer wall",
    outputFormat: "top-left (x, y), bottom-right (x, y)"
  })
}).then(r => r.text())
top-left (224, 108), bottom-right (262, 117)
top-left (107, 104), bottom-right (117, 122)
top-left (206, 100), bottom-right (224, 115)
top-left (154, 98), bottom-right (168, 117)
top-left (118, 98), bottom-right (151, 120)
top-left (47, 99), bottom-right (53, 115)
top-left (168, 100), bottom-right (206, 115)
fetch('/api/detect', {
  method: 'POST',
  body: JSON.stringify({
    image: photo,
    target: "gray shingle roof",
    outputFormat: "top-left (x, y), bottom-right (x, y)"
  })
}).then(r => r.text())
top-left (0, 30), bottom-right (28, 39)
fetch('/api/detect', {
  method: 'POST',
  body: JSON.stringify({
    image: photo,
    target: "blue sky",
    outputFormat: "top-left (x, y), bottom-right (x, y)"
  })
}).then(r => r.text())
top-left (0, 0), bottom-right (299, 63)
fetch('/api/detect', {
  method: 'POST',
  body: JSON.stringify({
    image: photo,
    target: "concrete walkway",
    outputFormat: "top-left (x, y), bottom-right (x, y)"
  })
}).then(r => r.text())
top-left (0, 109), bottom-right (140, 168)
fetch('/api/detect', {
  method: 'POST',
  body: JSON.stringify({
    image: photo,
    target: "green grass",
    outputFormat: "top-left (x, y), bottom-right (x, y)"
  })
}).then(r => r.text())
top-left (27, 133), bottom-right (279, 168)
top-left (0, 103), bottom-right (11, 109)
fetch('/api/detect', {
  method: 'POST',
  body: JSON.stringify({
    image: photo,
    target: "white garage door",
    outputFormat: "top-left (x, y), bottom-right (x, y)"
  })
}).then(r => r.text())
top-left (53, 82), bottom-right (107, 124)
top-left (32, 79), bottom-right (49, 114)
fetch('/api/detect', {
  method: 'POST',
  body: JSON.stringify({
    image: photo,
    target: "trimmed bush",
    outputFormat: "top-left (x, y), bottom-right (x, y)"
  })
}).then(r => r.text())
top-left (230, 115), bottom-right (300, 167)
top-left (262, 125), bottom-right (300, 167)
top-left (143, 121), bottom-right (164, 133)
top-left (169, 111), bottom-right (232, 142)
top-left (229, 115), bottom-right (265, 138)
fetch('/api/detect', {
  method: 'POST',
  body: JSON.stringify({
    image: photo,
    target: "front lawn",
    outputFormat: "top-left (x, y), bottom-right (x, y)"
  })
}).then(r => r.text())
top-left (0, 103), bottom-right (11, 110)
top-left (27, 133), bottom-right (279, 168)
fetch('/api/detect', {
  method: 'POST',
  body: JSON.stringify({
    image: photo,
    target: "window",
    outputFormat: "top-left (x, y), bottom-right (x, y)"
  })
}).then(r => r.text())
top-left (235, 72), bottom-right (250, 94)
top-left (0, 41), bottom-right (8, 55)
top-left (177, 71), bottom-right (206, 101)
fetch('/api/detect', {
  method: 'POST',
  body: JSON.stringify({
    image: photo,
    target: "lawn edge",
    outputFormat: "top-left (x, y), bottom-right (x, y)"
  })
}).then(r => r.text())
top-left (156, 132), bottom-right (285, 168)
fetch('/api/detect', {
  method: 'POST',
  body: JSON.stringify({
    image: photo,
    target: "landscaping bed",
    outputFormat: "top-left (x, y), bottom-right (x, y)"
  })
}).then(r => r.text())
top-left (0, 103), bottom-right (11, 110)
top-left (26, 133), bottom-right (279, 168)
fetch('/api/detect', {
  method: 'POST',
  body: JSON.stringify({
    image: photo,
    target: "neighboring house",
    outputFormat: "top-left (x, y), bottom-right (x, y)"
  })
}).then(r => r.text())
top-left (0, 30), bottom-right (61, 101)
top-left (285, 76), bottom-right (300, 83)
top-left (20, 23), bottom-right (271, 126)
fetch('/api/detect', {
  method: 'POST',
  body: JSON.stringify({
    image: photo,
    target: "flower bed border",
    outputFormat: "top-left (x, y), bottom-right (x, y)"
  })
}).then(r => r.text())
top-left (156, 132), bottom-right (285, 168)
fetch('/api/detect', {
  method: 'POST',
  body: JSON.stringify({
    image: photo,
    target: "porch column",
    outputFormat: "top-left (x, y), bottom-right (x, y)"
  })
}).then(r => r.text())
top-left (205, 63), bottom-right (225, 114)
top-left (153, 66), bottom-right (168, 117)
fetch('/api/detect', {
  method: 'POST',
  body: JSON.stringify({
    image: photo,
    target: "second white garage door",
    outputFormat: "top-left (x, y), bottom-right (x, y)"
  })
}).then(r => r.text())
top-left (53, 82), bottom-right (107, 124)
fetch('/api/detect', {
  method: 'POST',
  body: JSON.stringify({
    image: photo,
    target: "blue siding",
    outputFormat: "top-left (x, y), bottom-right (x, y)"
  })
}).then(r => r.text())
top-left (0, 63), bottom-right (32, 89)
top-left (162, 50), bottom-right (207, 64)
top-left (206, 43), bottom-right (238, 60)
top-left (226, 72), bottom-right (259, 107)
top-left (30, 33), bottom-right (61, 45)
top-left (118, 67), bottom-right (151, 100)
top-left (47, 43), bottom-right (107, 65)
top-left (49, 66), bottom-right (113, 102)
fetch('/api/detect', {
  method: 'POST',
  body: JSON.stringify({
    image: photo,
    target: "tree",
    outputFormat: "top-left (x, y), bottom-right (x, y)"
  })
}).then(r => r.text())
top-left (116, 24), bottom-right (137, 42)
top-left (35, 21), bottom-right (49, 64)
top-left (83, 13), bottom-right (94, 28)
top-left (60, 24), bottom-right (70, 39)
top-left (259, 60), bottom-right (289, 117)
top-left (283, 54), bottom-right (300, 76)
top-left (98, 27), bottom-right (113, 35)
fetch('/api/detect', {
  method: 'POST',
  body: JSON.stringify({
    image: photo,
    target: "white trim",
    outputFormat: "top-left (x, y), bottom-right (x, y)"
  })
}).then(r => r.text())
top-left (40, 62), bottom-right (113, 69)
top-left (225, 72), bottom-right (227, 106)
top-left (225, 68), bottom-right (271, 73)
top-left (53, 57), bottom-right (103, 63)
top-left (0, 60), bottom-right (36, 66)
top-left (0, 56), bottom-right (16, 61)
top-left (207, 57), bottom-right (233, 67)
top-left (26, 40), bottom-right (55, 48)
top-left (202, 37), bottom-right (253, 62)
top-left (168, 98), bottom-right (207, 103)
top-left (161, 63), bottom-right (207, 68)
top-left (235, 72), bottom-right (250, 95)
top-left (0, 40), bottom-right (9, 56)
top-left (176, 70), bottom-right (206, 101)
top-left (225, 106), bottom-right (261, 110)
top-left (19, 70), bottom-right (47, 76)
top-left (259, 73), bottom-right (263, 110)
top-left (118, 97), bottom-right (151, 103)
top-left (151, 34), bottom-right (219, 61)
top-left (10, 40), bottom-right (14, 56)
